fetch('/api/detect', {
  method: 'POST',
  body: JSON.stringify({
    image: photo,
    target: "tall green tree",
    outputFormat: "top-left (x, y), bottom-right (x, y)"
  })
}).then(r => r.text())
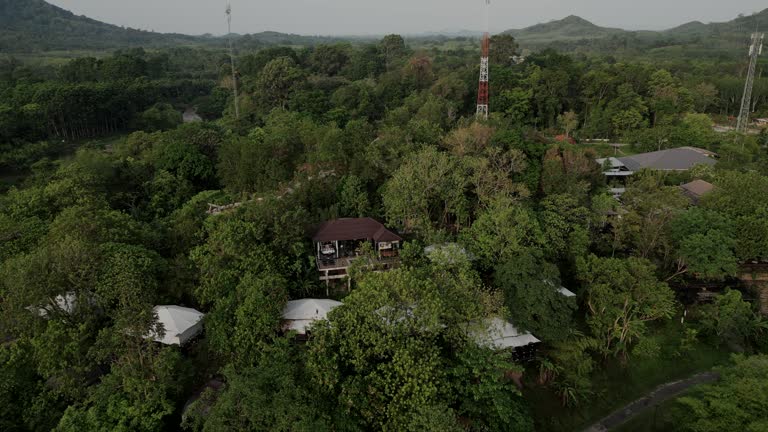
top-left (307, 266), bottom-right (531, 432)
top-left (383, 147), bottom-right (470, 235)
top-left (607, 83), bottom-right (648, 137)
top-left (702, 171), bottom-right (768, 262)
top-left (675, 355), bottom-right (768, 432)
top-left (191, 198), bottom-right (310, 362)
top-left (461, 197), bottom-right (543, 269)
top-left (255, 57), bottom-right (305, 109)
top-left (309, 44), bottom-right (350, 76)
top-left (184, 338), bottom-right (331, 432)
top-left (695, 289), bottom-right (765, 348)
top-left (647, 69), bottom-right (691, 126)
top-left (577, 255), bottom-right (676, 358)
top-left (670, 208), bottom-right (738, 281)
top-left (494, 251), bottom-right (576, 342)
top-left (380, 34), bottom-right (407, 70)
top-left (489, 34), bottom-right (519, 67)
top-left (613, 173), bottom-right (688, 262)
top-left (57, 342), bottom-right (188, 432)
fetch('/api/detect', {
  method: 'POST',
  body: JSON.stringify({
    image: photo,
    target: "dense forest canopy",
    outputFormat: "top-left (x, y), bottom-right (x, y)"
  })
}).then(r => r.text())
top-left (2, 2), bottom-right (768, 432)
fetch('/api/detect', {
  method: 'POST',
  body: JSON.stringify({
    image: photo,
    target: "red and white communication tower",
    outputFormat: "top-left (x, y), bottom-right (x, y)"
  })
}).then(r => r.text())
top-left (476, 0), bottom-right (491, 119)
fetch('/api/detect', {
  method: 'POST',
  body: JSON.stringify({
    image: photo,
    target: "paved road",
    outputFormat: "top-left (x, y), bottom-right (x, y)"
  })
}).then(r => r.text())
top-left (583, 371), bottom-right (720, 432)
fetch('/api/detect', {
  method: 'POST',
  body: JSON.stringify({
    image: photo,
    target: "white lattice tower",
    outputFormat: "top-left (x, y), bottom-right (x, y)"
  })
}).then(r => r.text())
top-left (226, 3), bottom-right (240, 119)
top-left (736, 32), bottom-right (764, 134)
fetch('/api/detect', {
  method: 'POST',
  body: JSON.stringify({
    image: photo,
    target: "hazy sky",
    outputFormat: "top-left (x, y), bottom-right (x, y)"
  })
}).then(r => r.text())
top-left (47, 0), bottom-right (767, 36)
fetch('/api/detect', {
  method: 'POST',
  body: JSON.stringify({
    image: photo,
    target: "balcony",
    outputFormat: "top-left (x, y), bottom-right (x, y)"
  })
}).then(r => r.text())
top-left (317, 254), bottom-right (400, 281)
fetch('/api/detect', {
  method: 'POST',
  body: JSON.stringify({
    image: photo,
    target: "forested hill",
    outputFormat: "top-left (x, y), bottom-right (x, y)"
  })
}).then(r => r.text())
top-left (503, 9), bottom-right (768, 57)
top-left (3, 0), bottom-right (767, 56)
top-left (505, 9), bottom-right (768, 41)
top-left (664, 8), bottom-right (768, 37)
top-left (504, 15), bottom-right (626, 43)
top-left (0, 0), bottom-right (202, 51)
top-left (0, 0), bottom-right (342, 53)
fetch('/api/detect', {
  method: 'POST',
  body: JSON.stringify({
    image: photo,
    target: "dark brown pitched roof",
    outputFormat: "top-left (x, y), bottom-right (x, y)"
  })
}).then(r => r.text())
top-left (680, 179), bottom-right (715, 199)
top-left (312, 218), bottom-right (402, 243)
top-left (373, 226), bottom-right (401, 242)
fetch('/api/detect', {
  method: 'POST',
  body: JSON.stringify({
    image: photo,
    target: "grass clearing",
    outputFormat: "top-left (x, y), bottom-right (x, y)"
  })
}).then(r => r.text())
top-left (524, 320), bottom-right (732, 432)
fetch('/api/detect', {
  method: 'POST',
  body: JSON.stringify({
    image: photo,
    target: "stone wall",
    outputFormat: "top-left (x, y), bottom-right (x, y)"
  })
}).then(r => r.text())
top-left (739, 270), bottom-right (768, 315)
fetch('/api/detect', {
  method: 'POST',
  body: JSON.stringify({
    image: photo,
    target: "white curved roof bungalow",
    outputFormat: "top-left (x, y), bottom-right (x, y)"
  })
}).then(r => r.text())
top-left (281, 299), bottom-right (342, 335)
top-left (468, 317), bottom-right (541, 351)
top-left (27, 292), bottom-right (79, 317)
top-left (543, 280), bottom-right (577, 298)
top-left (150, 306), bottom-right (205, 346)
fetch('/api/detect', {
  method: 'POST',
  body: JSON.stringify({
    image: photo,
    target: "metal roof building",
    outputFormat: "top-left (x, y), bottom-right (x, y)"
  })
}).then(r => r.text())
top-left (598, 147), bottom-right (717, 174)
top-left (149, 306), bottom-right (205, 346)
top-left (680, 179), bottom-right (715, 204)
top-left (468, 318), bottom-right (541, 350)
top-left (282, 299), bottom-right (343, 335)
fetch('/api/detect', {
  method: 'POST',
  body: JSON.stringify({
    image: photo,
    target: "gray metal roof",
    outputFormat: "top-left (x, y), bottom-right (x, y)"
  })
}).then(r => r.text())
top-left (616, 147), bottom-right (717, 171)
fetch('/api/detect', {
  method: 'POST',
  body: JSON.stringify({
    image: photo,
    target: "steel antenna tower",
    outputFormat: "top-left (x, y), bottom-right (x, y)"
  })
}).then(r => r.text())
top-left (226, 2), bottom-right (240, 119)
top-left (476, 0), bottom-right (490, 119)
top-left (736, 32), bottom-right (764, 134)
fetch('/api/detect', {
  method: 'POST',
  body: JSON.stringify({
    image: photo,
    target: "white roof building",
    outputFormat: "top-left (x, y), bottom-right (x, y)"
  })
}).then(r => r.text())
top-left (468, 317), bottom-right (541, 350)
top-left (150, 306), bottom-right (205, 346)
top-left (543, 280), bottom-right (577, 298)
top-left (424, 243), bottom-right (474, 264)
top-left (596, 156), bottom-right (629, 170)
top-left (281, 299), bottom-right (342, 335)
top-left (28, 292), bottom-right (79, 317)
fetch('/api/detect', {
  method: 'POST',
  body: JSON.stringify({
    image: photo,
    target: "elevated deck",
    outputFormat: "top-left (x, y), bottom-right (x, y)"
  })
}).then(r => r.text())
top-left (317, 256), bottom-right (356, 272)
top-left (317, 256), bottom-right (400, 282)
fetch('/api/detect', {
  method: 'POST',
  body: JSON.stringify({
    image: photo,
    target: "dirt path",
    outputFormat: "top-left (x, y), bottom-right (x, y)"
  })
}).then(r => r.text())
top-left (583, 371), bottom-right (720, 432)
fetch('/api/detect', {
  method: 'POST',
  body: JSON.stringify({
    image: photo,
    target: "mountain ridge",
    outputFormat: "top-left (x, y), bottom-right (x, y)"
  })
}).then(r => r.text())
top-left (502, 9), bottom-right (768, 44)
top-left (0, 0), bottom-right (201, 51)
top-left (0, 0), bottom-right (339, 52)
top-left (2, 0), bottom-right (768, 53)
top-left (503, 15), bottom-right (624, 43)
